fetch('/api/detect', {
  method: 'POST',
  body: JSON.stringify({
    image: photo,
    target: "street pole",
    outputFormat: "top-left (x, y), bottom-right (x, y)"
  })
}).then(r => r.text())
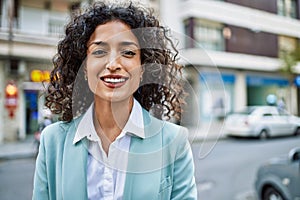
top-left (7, 0), bottom-right (14, 68)
top-left (8, 0), bottom-right (14, 45)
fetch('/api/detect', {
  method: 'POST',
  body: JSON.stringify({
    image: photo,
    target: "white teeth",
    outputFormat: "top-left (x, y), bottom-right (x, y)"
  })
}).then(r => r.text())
top-left (103, 78), bottom-right (126, 83)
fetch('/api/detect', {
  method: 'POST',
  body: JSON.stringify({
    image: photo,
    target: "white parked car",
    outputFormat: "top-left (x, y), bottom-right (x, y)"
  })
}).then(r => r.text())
top-left (223, 106), bottom-right (300, 139)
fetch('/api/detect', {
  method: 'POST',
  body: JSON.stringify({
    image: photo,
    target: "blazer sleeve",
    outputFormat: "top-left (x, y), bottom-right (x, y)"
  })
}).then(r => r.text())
top-left (171, 128), bottom-right (197, 200)
top-left (32, 131), bottom-right (49, 200)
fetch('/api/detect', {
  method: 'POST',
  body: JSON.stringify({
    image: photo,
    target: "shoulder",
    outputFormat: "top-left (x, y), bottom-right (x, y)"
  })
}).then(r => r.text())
top-left (157, 117), bottom-right (189, 144)
top-left (147, 114), bottom-right (189, 150)
top-left (143, 108), bottom-right (188, 140)
top-left (163, 120), bottom-right (188, 137)
top-left (40, 118), bottom-right (79, 146)
top-left (162, 121), bottom-right (190, 154)
top-left (42, 121), bottom-right (68, 136)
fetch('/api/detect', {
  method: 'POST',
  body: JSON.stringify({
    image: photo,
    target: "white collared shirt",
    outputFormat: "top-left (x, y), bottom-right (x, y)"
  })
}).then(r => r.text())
top-left (73, 99), bottom-right (144, 200)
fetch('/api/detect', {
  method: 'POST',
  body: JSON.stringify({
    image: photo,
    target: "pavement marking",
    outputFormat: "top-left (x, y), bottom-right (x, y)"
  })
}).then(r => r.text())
top-left (197, 181), bottom-right (214, 192)
top-left (235, 190), bottom-right (257, 200)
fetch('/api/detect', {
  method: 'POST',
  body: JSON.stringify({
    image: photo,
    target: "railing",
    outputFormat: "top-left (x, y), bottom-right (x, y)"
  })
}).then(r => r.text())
top-left (0, 27), bottom-right (59, 46)
top-left (48, 19), bottom-right (65, 36)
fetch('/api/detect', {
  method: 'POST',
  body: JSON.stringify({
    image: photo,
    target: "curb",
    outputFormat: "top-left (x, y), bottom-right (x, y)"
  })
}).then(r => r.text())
top-left (0, 136), bottom-right (37, 161)
top-left (0, 152), bottom-right (36, 161)
top-left (189, 135), bottom-right (227, 143)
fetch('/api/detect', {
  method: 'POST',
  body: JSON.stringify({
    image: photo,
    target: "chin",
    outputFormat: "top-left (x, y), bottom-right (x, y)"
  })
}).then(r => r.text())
top-left (95, 92), bottom-right (133, 103)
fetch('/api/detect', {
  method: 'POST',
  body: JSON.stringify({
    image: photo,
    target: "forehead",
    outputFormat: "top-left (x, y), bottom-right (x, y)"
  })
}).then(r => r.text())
top-left (88, 21), bottom-right (139, 45)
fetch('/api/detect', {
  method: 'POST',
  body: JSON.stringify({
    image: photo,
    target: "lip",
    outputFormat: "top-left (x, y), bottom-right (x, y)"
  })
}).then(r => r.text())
top-left (100, 74), bottom-right (129, 89)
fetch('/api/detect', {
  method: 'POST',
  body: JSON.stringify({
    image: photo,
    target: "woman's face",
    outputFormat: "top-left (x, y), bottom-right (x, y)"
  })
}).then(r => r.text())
top-left (86, 21), bottom-right (142, 103)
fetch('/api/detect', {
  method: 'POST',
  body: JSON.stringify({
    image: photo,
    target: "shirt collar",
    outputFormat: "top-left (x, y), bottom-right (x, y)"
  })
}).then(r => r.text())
top-left (73, 103), bottom-right (97, 144)
top-left (123, 98), bottom-right (145, 138)
top-left (73, 99), bottom-right (145, 144)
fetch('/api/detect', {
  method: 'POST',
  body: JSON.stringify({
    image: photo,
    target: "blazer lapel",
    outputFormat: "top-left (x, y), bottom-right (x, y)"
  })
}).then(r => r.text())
top-left (62, 120), bottom-right (88, 200)
top-left (124, 110), bottom-right (165, 199)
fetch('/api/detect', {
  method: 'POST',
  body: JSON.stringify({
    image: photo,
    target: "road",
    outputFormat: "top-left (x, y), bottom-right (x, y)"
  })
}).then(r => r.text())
top-left (0, 158), bottom-right (35, 200)
top-left (0, 135), bottom-right (299, 200)
top-left (192, 135), bottom-right (300, 200)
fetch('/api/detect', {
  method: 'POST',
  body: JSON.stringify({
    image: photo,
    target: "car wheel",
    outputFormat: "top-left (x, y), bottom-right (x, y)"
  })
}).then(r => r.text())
top-left (262, 187), bottom-right (284, 200)
top-left (259, 130), bottom-right (269, 139)
top-left (295, 127), bottom-right (300, 136)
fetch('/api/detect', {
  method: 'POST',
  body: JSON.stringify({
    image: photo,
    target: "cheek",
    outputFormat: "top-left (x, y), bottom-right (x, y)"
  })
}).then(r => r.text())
top-left (86, 57), bottom-right (104, 76)
top-left (126, 62), bottom-right (142, 78)
top-left (130, 66), bottom-right (143, 88)
top-left (86, 57), bottom-right (103, 93)
top-left (123, 57), bottom-right (142, 74)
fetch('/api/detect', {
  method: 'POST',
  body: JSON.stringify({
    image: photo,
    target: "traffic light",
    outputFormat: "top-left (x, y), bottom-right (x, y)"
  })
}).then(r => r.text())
top-left (5, 81), bottom-right (18, 118)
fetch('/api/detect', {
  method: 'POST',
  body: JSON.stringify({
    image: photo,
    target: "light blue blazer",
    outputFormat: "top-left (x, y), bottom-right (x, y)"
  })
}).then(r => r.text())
top-left (33, 109), bottom-right (197, 200)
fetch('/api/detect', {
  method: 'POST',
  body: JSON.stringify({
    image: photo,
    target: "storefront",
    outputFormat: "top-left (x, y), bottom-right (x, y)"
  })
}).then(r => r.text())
top-left (199, 72), bottom-right (235, 121)
top-left (1, 68), bottom-right (51, 141)
top-left (196, 71), bottom-right (291, 123)
top-left (246, 74), bottom-right (289, 106)
top-left (23, 69), bottom-right (51, 135)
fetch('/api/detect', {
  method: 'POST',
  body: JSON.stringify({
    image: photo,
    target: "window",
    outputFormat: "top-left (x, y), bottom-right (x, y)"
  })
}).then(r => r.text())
top-left (48, 19), bottom-right (64, 36)
top-left (9, 59), bottom-right (19, 76)
top-left (184, 18), bottom-right (194, 48)
top-left (277, 0), bottom-right (297, 18)
top-left (194, 19), bottom-right (224, 51)
top-left (13, 0), bottom-right (19, 28)
top-left (278, 36), bottom-right (298, 60)
top-left (0, 0), bottom-right (2, 26)
top-left (278, 36), bottom-right (297, 52)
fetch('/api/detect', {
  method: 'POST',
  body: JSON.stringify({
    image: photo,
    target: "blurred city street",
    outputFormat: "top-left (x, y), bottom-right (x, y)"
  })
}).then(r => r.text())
top-left (1, 0), bottom-right (300, 199)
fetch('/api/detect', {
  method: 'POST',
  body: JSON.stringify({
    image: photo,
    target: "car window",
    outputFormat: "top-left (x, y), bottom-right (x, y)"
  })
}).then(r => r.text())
top-left (263, 113), bottom-right (273, 117)
top-left (235, 107), bottom-right (256, 115)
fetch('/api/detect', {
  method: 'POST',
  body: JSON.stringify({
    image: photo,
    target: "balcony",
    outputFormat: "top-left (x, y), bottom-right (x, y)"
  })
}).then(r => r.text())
top-left (179, 0), bottom-right (300, 38)
top-left (0, 5), bottom-right (68, 60)
top-left (179, 48), bottom-right (281, 71)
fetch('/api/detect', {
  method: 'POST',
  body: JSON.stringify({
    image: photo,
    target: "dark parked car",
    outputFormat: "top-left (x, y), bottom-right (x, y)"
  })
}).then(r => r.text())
top-left (255, 147), bottom-right (300, 200)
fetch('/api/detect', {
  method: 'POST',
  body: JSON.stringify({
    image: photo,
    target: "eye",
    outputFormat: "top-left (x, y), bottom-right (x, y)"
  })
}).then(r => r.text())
top-left (121, 50), bottom-right (136, 57)
top-left (91, 49), bottom-right (107, 56)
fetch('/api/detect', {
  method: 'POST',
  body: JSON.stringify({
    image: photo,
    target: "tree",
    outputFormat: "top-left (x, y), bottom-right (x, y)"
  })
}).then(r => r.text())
top-left (279, 41), bottom-right (300, 115)
top-left (280, 41), bottom-right (300, 79)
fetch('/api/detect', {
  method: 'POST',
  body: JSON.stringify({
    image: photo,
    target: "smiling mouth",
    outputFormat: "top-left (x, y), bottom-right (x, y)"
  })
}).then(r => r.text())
top-left (101, 77), bottom-right (128, 83)
top-left (100, 75), bottom-right (129, 88)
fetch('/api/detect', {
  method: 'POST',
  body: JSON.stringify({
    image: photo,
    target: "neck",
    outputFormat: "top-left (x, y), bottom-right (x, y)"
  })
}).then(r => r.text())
top-left (93, 96), bottom-right (133, 142)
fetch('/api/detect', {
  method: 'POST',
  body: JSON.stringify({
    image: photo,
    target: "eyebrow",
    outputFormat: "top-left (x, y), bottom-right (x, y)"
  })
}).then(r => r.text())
top-left (87, 41), bottom-right (106, 48)
top-left (120, 41), bottom-right (139, 48)
top-left (88, 41), bottom-right (139, 48)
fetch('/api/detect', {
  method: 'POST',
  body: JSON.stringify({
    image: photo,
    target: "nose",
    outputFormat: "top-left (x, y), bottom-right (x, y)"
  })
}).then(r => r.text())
top-left (106, 52), bottom-right (121, 71)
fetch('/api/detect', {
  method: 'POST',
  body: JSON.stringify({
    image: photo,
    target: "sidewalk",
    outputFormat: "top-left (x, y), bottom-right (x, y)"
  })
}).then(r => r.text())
top-left (188, 120), bottom-right (226, 142)
top-left (0, 134), bottom-right (37, 160)
top-left (0, 121), bottom-right (226, 160)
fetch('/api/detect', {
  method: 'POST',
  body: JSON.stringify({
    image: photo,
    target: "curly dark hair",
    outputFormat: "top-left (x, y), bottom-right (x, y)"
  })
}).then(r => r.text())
top-left (45, 1), bottom-right (186, 122)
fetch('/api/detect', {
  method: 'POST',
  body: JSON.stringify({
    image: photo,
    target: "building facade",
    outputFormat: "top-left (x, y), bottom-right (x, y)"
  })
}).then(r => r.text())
top-left (0, 0), bottom-right (88, 142)
top-left (159, 0), bottom-right (300, 126)
top-left (1, 0), bottom-right (300, 142)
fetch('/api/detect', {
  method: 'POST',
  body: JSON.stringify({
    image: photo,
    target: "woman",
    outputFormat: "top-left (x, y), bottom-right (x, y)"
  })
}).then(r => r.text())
top-left (33, 1), bottom-right (197, 199)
